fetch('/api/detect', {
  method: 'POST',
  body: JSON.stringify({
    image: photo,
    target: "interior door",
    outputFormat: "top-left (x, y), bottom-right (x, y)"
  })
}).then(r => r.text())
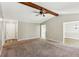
top-left (41, 24), bottom-right (46, 39)
top-left (5, 22), bottom-right (16, 40)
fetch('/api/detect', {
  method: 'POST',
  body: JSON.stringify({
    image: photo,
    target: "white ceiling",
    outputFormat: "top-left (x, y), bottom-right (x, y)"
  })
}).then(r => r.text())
top-left (34, 2), bottom-right (79, 14)
top-left (1, 2), bottom-right (79, 23)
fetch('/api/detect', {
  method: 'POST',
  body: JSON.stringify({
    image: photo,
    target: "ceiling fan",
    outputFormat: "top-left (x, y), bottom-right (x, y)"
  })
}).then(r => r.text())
top-left (33, 8), bottom-right (47, 17)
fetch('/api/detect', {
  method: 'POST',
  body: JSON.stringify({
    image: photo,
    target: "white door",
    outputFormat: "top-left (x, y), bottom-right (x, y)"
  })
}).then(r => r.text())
top-left (41, 24), bottom-right (46, 39)
top-left (5, 22), bottom-right (16, 40)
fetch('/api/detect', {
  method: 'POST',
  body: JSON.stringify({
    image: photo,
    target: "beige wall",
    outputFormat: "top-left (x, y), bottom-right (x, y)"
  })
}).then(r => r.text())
top-left (41, 14), bottom-right (79, 43)
top-left (18, 21), bottom-right (40, 40)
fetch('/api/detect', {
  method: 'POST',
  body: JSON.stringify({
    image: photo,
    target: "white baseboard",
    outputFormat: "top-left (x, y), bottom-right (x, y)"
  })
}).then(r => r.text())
top-left (18, 37), bottom-right (40, 41)
top-left (47, 39), bottom-right (59, 43)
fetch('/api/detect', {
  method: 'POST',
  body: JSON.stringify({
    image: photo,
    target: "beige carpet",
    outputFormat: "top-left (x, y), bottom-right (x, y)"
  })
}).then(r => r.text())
top-left (1, 39), bottom-right (79, 57)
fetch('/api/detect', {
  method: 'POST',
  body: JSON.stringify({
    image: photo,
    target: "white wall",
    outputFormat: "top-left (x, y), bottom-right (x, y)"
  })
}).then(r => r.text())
top-left (0, 3), bottom-right (3, 45)
top-left (18, 21), bottom-right (40, 40)
top-left (42, 14), bottom-right (79, 43)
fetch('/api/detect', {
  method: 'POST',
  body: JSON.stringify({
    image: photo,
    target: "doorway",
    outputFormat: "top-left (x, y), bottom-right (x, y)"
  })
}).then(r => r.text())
top-left (63, 21), bottom-right (79, 47)
top-left (41, 24), bottom-right (46, 39)
top-left (4, 20), bottom-right (18, 40)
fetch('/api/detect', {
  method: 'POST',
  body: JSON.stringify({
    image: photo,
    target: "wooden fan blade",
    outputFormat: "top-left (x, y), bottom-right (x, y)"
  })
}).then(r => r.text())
top-left (33, 11), bottom-right (39, 13)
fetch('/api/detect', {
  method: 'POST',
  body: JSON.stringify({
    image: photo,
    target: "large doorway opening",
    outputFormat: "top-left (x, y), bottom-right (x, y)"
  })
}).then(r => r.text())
top-left (63, 21), bottom-right (79, 47)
